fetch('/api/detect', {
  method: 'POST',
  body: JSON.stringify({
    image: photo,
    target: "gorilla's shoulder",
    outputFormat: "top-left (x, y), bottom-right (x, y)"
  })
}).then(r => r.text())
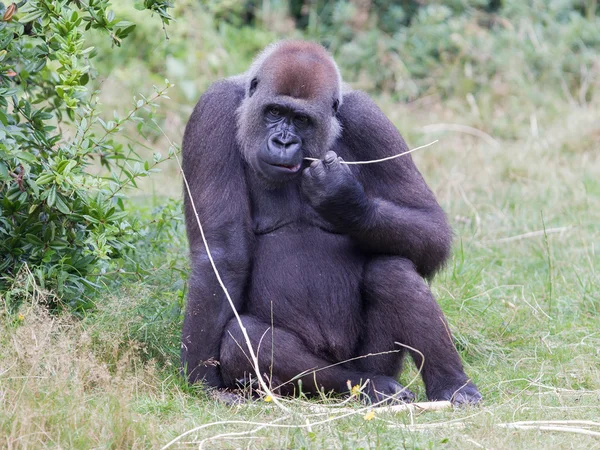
top-left (339, 90), bottom-right (386, 124)
top-left (338, 90), bottom-right (399, 143)
top-left (183, 79), bottom-right (246, 161)
top-left (192, 78), bottom-right (246, 118)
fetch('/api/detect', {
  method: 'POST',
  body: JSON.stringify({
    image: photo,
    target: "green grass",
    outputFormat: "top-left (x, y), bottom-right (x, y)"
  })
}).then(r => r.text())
top-left (1, 92), bottom-right (599, 448)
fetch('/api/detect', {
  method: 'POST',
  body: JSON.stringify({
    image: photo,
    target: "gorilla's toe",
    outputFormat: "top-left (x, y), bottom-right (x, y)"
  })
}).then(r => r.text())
top-left (364, 375), bottom-right (416, 406)
top-left (431, 381), bottom-right (482, 406)
top-left (211, 389), bottom-right (248, 405)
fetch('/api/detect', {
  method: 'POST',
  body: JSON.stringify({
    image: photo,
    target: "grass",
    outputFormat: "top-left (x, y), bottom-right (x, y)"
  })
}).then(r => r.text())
top-left (1, 91), bottom-right (598, 448)
top-left (2, 3), bottom-right (600, 445)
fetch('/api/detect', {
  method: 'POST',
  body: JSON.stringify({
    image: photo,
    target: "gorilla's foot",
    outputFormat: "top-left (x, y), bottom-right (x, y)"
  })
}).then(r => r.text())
top-left (233, 374), bottom-right (287, 398)
top-left (210, 388), bottom-right (248, 405)
top-left (429, 381), bottom-right (482, 405)
top-left (363, 375), bottom-right (416, 406)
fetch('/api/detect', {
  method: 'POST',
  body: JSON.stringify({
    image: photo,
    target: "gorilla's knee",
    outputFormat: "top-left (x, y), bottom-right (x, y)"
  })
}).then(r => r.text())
top-left (363, 257), bottom-right (428, 302)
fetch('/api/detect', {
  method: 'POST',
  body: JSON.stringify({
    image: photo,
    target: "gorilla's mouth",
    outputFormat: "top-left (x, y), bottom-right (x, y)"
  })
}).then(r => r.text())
top-left (271, 163), bottom-right (302, 172)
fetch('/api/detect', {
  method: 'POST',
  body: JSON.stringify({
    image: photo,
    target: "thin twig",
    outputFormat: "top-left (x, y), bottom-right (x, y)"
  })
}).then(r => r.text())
top-left (164, 125), bottom-right (289, 416)
top-left (487, 226), bottom-right (573, 243)
top-left (497, 423), bottom-right (600, 437)
top-left (422, 124), bottom-right (500, 148)
top-left (306, 400), bottom-right (452, 414)
top-left (504, 420), bottom-right (600, 427)
top-left (304, 140), bottom-right (438, 164)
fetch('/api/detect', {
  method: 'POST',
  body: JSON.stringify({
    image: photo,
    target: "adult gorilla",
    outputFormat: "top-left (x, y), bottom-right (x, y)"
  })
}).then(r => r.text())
top-left (181, 41), bottom-right (481, 405)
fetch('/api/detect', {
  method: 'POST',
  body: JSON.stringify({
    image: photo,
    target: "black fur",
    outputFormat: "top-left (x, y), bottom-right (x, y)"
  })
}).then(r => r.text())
top-left (181, 44), bottom-right (481, 405)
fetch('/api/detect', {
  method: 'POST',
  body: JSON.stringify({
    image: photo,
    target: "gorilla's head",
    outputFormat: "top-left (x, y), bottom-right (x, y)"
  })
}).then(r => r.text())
top-left (237, 41), bottom-right (343, 183)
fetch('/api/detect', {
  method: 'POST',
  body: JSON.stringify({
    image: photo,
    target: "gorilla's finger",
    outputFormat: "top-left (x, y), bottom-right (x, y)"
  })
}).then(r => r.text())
top-left (311, 160), bottom-right (326, 177)
top-left (324, 151), bottom-right (338, 165)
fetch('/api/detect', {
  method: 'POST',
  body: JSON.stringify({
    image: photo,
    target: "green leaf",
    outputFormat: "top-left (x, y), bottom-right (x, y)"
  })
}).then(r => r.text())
top-left (55, 195), bottom-right (70, 214)
top-left (15, 152), bottom-right (37, 163)
top-left (36, 173), bottom-right (55, 186)
top-left (47, 186), bottom-right (56, 207)
top-left (19, 10), bottom-right (45, 23)
top-left (62, 160), bottom-right (77, 176)
top-left (26, 233), bottom-right (44, 245)
top-left (0, 162), bottom-right (8, 180)
top-left (82, 215), bottom-right (100, 224)
top-left (27, 178), bottom-right (40, 197)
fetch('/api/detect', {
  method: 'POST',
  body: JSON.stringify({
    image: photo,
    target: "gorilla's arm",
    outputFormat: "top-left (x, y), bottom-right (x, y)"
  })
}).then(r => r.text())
top-left (304, 91), bottom-right (451, 278)
top-left (181, 81), bottom-right (252, 387)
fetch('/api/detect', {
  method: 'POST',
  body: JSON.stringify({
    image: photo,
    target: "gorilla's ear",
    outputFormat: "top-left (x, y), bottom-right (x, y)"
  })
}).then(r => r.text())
top-left (332, 99), bottom-right (340, 115)
top-left (249, 77), bottom-right (259, 97)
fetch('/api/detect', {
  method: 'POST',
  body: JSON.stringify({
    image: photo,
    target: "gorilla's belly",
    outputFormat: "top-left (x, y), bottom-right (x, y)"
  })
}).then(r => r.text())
top-left (246, 226), bottom-right (364, 361)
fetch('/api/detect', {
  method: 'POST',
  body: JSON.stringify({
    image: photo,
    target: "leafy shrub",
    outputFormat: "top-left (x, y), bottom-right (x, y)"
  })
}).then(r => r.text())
top-left (0, 0), bottom-right (174, 310)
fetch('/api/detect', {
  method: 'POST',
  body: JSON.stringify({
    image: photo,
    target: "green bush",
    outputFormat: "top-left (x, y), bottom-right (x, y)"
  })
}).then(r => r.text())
top-left (0, 0), bottom-right (174, 310)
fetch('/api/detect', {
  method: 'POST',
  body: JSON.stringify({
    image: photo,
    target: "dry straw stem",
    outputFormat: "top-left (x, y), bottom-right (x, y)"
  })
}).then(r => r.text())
top-left (421, 123), bottom-right (500, 148)
top-left (162, 399), bottom-right (452, 450)
top-left (155, 117), bottom-right (286, 413)
top-left (176, 150), bottom-right (287, 413)
top-left (487, 226), bottom-right (573, 243)
top-left (306, 400), bottom-right (452, 414)
top-left (303, 140), bottom-right (439, 164)
top-left (497, 420), bottom-right (600, 438)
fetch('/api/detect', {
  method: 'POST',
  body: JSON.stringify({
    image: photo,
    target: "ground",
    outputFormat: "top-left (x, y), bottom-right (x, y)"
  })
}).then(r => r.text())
top-left (1, 92), bottom-right (599, 449)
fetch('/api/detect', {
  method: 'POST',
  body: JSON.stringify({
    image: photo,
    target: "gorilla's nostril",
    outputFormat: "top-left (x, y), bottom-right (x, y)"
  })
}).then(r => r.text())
top-left (271, 134), bottom-right (300, 150)
top-left (272, 137), bottom-right (285, 148)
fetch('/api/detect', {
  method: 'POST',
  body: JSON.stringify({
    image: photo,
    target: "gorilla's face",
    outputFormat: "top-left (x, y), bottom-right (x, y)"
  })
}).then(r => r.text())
top-left (255, 101), bottom-right (314, 181)
top-left (237, 92), bottom-right (337, 185)
top-left (237, 91), bottom-right (341, 185)
top-left (236, 43), bottom-right (342, 184)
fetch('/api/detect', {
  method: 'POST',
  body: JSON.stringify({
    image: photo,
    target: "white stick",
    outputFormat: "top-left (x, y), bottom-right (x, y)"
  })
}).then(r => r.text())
top-left (306, 400), bottom-right (453, 414)
top-left (304, 140), bottom-right (439, 165)
top-left (497, 424), bottom-right (600, 437)
top-left (487, 226), bottom-right (573, 243)
top-left (173, 148), bottom-right (288, 414)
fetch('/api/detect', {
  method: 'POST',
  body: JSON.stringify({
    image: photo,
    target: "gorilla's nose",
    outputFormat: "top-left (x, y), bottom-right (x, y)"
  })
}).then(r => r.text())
top-left (268, 133), bottom-right (301, 157)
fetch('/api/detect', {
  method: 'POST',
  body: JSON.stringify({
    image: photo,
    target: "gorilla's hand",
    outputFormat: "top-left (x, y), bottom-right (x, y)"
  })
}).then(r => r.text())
top-left (302, 151), bottom-right (373, 231)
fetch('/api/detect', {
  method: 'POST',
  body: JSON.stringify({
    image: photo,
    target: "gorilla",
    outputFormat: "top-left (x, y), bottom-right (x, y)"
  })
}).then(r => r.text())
top-left (181, 41), bottom-right (481, 405)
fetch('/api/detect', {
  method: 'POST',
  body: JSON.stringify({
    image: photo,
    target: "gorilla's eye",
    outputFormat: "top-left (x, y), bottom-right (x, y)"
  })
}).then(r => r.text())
top-left (295, 115), bottom-right (309, 125)
top-left (269, 106), bottom-right (281, 117)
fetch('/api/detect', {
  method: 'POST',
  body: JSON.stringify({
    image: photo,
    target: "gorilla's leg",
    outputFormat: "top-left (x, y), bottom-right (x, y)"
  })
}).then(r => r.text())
top-left (356, 256), bottom-right (481, 404)
top-left (220, 315), bottom-right (410, 403)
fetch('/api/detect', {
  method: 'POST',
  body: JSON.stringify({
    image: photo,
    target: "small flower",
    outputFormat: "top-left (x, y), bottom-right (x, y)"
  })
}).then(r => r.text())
top-left (6, 70), bottom-right (17, 77)
top-left (264, 395), bottom-right (273, 403)
top-left (18, 314), bottom-right (24, 321)
top-left (351, 385), bottom-right (361, 396)
top-left (363, 410), bottom-right (375, 421)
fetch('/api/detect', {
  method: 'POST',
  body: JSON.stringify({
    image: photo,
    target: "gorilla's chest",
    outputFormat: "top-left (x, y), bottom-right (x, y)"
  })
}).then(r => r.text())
top-left (248, 178), bottom-right (334, 234)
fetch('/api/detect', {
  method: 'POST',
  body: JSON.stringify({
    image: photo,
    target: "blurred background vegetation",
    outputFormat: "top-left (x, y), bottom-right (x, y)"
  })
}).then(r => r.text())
top-left (1, 1), bottom-right (599, 447)
top-left (2, 0), bottom-right (599, 308)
